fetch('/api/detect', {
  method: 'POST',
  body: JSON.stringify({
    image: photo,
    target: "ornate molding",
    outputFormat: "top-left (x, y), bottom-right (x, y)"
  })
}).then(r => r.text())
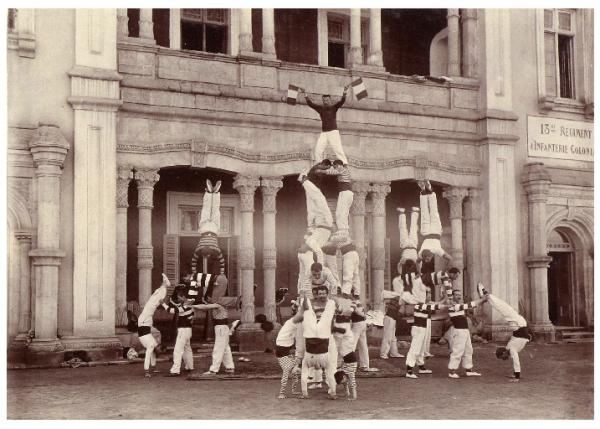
top-left (134, 169), bottom-right (159, 209)
top-left (137, 246), bottom-right (154, 269)
top-left (522, 162), bottom-right (551, 201)
top-left (239, 247), bottom-right (256, 270)
top-left (350, 181), bottom-right (370, 216)
top-left (28, 124), bottom-right (70, 172)
top-left (525, 255), bottom-right (552, 269)
top-left (116, 141), bottom-right (481, 176)
top-left (263, 248), bottom-right (277, 269)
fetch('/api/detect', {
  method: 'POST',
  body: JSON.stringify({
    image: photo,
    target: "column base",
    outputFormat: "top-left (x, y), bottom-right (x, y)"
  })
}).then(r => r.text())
top-left (351, 63), bottom-right (388, 75)
top-left (530, 322), bottom-right (556, 342)
top-left (60, 336), bottom-right (123, 362)
top-left (8, 334), bottom-right (30, 363)
top-left (234, 323), bottom-right (267, 352)
top-left (26, 338), bottom-right (66, 366)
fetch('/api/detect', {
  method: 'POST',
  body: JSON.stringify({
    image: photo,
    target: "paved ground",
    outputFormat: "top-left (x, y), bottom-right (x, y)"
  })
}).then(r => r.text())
top-left (7, 342), bottom-right (594, 419)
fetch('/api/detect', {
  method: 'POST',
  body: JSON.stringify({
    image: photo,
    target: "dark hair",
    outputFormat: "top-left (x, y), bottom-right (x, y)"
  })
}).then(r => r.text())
top-left (402, 259), bottom-right (417, 275)
top-left (421, 249), bottom-right (433, 257)
top-left (448, 267), bottom-right (460, 275)
top-left (312, 284), bottom-right (328, 294)
top-left (320, 159), bottom-right (332, 167)
top-left (334, 370), bottom-right (347, 385)
top-left (255, 314), bottom-right (267, 324)
top-left (332, 159), bottom-right (344, 166)
top-left (261, 321), bottom-right (274, 332)
top-left (310, 262), bottom-right (323, 272)
top-left (322, 94), bottom-right (331, 99)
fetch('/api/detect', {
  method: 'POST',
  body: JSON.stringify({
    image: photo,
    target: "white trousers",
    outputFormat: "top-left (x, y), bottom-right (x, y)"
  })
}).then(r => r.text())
top-left (305, 227), bottom-right (331, 264)
top-left (448, 328), bottom-right (473, 370)
top-left (209, 324), bottom-right (234, 373)
top-left (399, 209), bottom-right (419, 264)
top-left (303, 180), bottom-right (333, 228)
top-left (297, 250), bottom-right (315, 296)
top-left (336, 190), bottom-right (354, 231)
top-left (351, 321), bottom-right (370, 368)
top-left (507, 336), bottom-right (529, 374)
top-left (313, 130), bottom-right (348, 165)
top-left (487, 294), bottom-right (527, 328)
top-left (424, 318), bottom-right (432, 355)
top-left (333, 322), bottom-right (355, 357)
top-left (139, 333), bottom-right (157, 371)
top-left (199, 191), bottom-right (220, 235)
top-left (380, 315), bottom-right (400, 357)
top-left (341, 250), bottom-right (360, 295)
top-left (301, 339), bottom-right (338, 397)
top-left (324, 252), bottom-right (341, 291)
top-left (406, 325), bottom-right (427, 367)
top-left (419, 192), bottom-right (441, 236)
top-left (170, 327), bottom-right (193, 374)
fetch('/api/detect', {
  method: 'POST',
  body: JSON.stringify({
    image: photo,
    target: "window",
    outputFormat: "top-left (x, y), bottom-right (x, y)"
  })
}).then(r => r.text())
top-left (8, 8), bottom-right (17, 32)
top-left (327, 16), bottom-right (348, 68)
top-left (181, 9), bottom-right (228, 54)
top-left (544, 9), bottom-right (576, 99)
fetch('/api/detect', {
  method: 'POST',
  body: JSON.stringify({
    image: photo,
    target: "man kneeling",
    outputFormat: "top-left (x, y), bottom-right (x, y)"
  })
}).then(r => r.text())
top-left (300, 285), bottom-right (339, 399)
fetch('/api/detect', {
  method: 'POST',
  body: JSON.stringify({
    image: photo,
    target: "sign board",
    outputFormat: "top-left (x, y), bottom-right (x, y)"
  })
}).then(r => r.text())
top-left (527, 116), bottom-right (594, 162)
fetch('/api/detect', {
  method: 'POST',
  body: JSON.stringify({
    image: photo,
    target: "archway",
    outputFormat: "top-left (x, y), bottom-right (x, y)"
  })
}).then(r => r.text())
top-left (547, 229), bottom-right (576, 326)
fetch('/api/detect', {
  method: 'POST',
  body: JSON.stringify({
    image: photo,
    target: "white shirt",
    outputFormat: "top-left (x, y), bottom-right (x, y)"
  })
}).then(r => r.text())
top-left (138, 286), bottom-right (167, 327)
top-left (276, 318), bottom-right (298, 347)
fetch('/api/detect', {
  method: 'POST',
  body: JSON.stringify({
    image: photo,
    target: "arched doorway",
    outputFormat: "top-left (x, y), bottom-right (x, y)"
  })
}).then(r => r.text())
top-left (547, 229), bottom-right (578, 327)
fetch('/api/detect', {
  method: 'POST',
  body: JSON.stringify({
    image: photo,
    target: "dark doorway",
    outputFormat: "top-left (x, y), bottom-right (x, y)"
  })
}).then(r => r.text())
top-left (547, 251), bottom-right (575, 326)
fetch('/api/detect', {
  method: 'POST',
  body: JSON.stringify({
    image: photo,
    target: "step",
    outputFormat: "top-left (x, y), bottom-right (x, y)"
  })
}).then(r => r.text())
top-left (564, 337), bottom-right (594, 344)
top-left (555, 326), bottom-right (587, 332)
top-left (562, 331), bottom-right (594, 338)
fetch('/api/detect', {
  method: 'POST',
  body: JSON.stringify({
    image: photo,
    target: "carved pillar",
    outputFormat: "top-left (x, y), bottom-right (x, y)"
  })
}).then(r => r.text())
top-left (260, 177), bottom-right (283, 323)
top-left (349, 9), bottom-right (363, 68)
top-left (233, 175), bottom-right (260, 324)
top-left (350, 181), bottom-right (370, 302)
top-left (135, 169), bottom-right (160, 306)
top-left (10, 231), bottom-right (33, 349)
top-left (28, 125), bottom-right (69, 354)
top-left (239, 8), bottom-right (253, 55)
top-left (116, 167), bottom-right (133, 326)
top-left (461, 9), bottom-right (478, 78)
top-left (443, 187), bottom-right (469, 292)
top-left (464, 188), bottom-right (483, 302)
top-left (447, 8), bottom-right (461, 77)
top-left (117, 9), bottom-right (129, 39)
top-left (523, 163), bottom-right (554, 339)
top-left (368, 9), bottom-right (383, 67)
top-left (262, 8), bottom-right (276, 59)
top-left (139, 8), bottom-right (154, 42)
top-left (369, 182), bottom-right (391, 311)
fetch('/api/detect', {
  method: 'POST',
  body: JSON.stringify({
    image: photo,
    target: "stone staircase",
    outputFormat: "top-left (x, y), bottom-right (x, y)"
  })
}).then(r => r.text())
top-left (555, 326), bottom-right (594, 343)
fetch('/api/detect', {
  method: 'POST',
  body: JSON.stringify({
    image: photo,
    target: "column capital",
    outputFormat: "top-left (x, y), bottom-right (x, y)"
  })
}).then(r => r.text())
top-left (443, 187), bottom-right (469, 219)
top-left (522, 162), bottom-right (552, 201)
top-left (117, 166), bottom-right (134, 208)
top-left (234, 175), bottom-right (260, 212)
top-left (29, 124), bottom-right (70, 172)
top-left (350, 181), bottom-right (370, 216)
top-left (260, 177), bottom-right (283, 213)
top-left (526, 255), bottom-right (553, 268)
top-left (117, 9), bottom-right (129, 39)
top-left (134, 169), bottom-right (159, 209)
top-left (464, 188), bottom-right (483, 220)
top-left (447, 8), bottom-right (460, 18)
top-left (14, 229), bottom-right (34, 242)
top-left (370, 182), bottom-right (391, 216)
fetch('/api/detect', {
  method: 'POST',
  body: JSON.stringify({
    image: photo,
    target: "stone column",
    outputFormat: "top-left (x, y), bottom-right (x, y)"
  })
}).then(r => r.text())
top-left (369, 182), bottom-right (391, 311)
top-left (443, 187), bottom-right (469, 292)
top-left (349, 9), bottom-right (363, 68)
top-left (447, 8), bottom-right (461, 77)
top-left (523, 163), bottom-right (554, 340)
top-left (135, 169), bottom-right (160, 306)
top-left (350, 181), bottom-right (370, 301)
top-left (368, 9), bottom-right (383, 67)
top-left (464, 188), bottom-right (483, 302)
top-left (117, 9), bottom-right (129, 39)
top-left (260, 177), bottom-right (283, 323)
top-left (27, 124), bottom-right (69, 360)
top-left (262, 8), bottom-right (276, 59)
top-left (116, 167), bottom-right (133, 326)
top-left (169, 9), bottom-right (181, 49)
top-left (233, 175), bottom-right (260, 323)
top-left (239, 8), bottom-right (253, 55)
top-left (461, 9), bottom-right (478, 78)
top-left (139, 9), bottom-right (155, 42)
top-left (10, 231), bottom-right (33, 351)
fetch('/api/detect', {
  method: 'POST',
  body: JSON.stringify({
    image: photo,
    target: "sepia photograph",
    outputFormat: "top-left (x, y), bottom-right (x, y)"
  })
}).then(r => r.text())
top-left (3, 1), bottom-right (596, 422)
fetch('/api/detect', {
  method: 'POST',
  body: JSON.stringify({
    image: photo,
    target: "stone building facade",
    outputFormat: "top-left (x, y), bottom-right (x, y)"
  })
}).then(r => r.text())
top-left (6, 8), bottom-right (593, 362)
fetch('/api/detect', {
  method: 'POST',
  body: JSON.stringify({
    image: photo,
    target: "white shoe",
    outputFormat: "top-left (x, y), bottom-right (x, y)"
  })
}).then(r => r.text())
top-left (389, 354), bottom-right (404, 358)
top-left (405, 373), bottom-right (418, 379)
top-left (213, 180), bottom-right (222, 193)
top-left (206, 179), bottom-right (213, 193)
top-left (425, 180), bottom-right (432, 192)
top-left (424, 352), bottom-right (434, 358)
top-left (466, 370), bottom-right (482, 377)
top-left (379, 355), bottom-right (389, 360)
top-left (477, 283), bottom-right (488, 298)
top-left (411, 207), bottom-right (420, 213)
top-left (397, 207), bottom-right (405, 213)
top-left (448, 373), bottom-right (460, 379)
top-left (418, 368), bottom-right (432, 374)
top-left (360, 367), bottom-right (379, 373)
top-left (308, 383), bottom-right (322, 390)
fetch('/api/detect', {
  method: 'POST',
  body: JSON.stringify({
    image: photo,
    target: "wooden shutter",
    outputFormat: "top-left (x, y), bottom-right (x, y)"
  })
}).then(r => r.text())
top-left (163, 234), bottom-right (179, 295)
top-left (544, 32), bottom-right (557, 97)
top-left (229, 235), bottom-right (239, 296)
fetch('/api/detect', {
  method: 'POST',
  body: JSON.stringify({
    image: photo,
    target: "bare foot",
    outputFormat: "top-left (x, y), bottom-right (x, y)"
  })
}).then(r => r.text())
top-left (277, 394), bottom-right (287, 399)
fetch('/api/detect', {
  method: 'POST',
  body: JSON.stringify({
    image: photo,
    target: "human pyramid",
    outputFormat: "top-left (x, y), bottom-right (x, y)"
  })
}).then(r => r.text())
top-left (134, 80), bottom-right (534, 398)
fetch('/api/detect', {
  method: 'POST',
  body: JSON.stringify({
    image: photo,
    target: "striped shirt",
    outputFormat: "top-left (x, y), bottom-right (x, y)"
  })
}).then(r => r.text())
top-left (190, 235), bottom-right (225, 275)
top-left (421, 271), bottom-right (448, 287)
top-left (309, 267), bottom-right (340, 295)
top-left (413, 303), bottom-right (443, 328)
top-left (162, 300), bottom-right (194, 328)
top-left (321, 166), bottom-right (351, 192)
top-left (448, 302), bottom-right (478, 329)
top-left (186, 273), bottom-right (217, 305)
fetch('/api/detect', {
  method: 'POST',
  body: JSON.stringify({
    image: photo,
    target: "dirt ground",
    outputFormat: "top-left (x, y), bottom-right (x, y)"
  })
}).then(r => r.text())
top-left (6, 342), bottom-right (594, 420)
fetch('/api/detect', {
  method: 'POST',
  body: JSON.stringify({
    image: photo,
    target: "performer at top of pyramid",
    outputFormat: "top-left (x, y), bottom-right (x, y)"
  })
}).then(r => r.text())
top-left (299, 85), bottom-right (350, 166)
